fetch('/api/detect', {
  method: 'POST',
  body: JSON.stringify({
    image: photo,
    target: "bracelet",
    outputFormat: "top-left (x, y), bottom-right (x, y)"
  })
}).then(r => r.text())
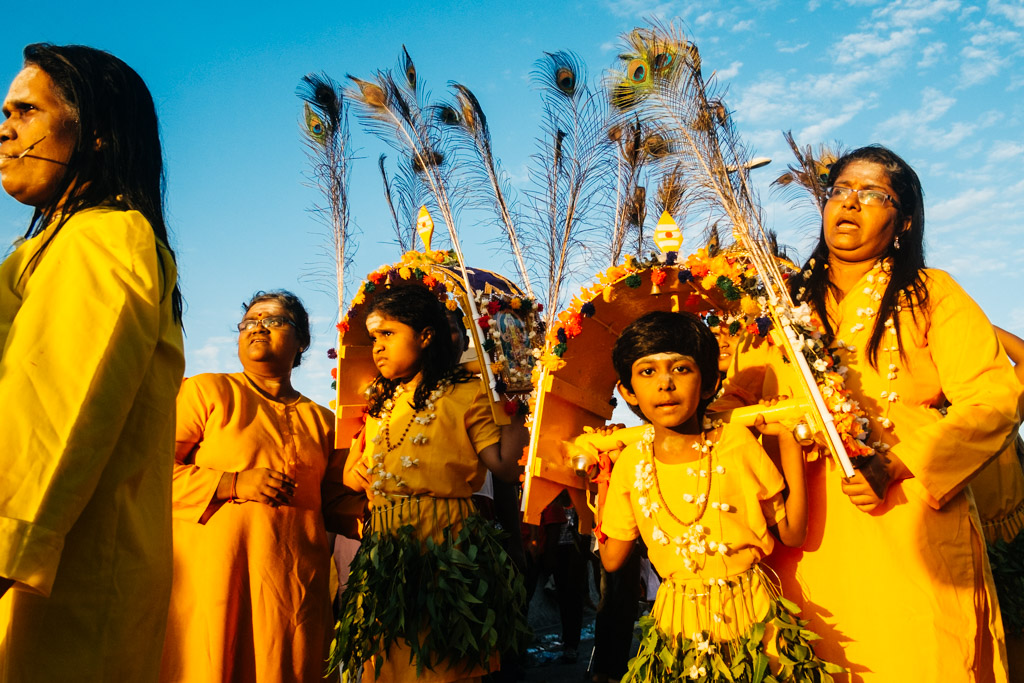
top-left (229, 471), bottom-right (240, 504)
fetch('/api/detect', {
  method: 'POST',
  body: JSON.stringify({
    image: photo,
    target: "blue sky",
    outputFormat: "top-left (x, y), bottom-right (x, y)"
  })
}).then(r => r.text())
top-left (2, 0), bottom-right (1022, 406)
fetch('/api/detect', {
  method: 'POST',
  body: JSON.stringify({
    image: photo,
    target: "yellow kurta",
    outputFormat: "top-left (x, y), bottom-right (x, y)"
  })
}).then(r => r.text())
top-left (763, 267), bottom-right (1020, 682)
top-left (160, 372), bottom-right (352, 683)
top-left (601, 424), bottom-right (786, 641)
top-left (355, 379), bottom-right (501, 683)
top-left (0, 208), bottom-right (184, 682)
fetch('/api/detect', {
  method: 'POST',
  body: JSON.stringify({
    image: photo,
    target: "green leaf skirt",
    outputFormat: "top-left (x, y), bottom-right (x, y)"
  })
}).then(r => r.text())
top-left (623, 594), bottom-right (844, 683)
top-left (328, 496), bottom-right (530, 678)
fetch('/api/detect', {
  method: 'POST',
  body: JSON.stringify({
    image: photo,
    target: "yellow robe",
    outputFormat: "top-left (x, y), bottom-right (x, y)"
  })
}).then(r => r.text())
top-left (0, 208), bottom-right (184, 682)
top-left (356, 379), bottom-right (501, 683)
top-left (601, 424), bottom-right (787, 642)
top-left (762, 268), bottom-right (1020, 682)
top-left (160, 372), bottom-right (353, 683)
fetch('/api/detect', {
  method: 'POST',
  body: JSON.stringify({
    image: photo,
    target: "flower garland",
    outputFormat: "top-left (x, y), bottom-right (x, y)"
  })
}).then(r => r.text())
top-left (635, 425), bottom-right (732, 574)
top-left (329, 249), bottom-right (543, 416)
top-left (533, 247), bottom-right (884, 466)
top-left (366, 381), bottom-right (447, 497)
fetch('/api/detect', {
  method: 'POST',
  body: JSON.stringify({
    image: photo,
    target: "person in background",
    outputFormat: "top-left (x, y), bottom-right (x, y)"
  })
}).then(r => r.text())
top-left (160, 290), bottom-right (358, 683)
top-left (0, 44), bottom-right (185, 681)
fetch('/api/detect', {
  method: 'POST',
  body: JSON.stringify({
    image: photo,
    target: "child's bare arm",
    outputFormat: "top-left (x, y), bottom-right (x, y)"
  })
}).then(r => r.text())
top-left (755, 415), bottom-right (807, 547)
top-left (599, 537), bottom-right (634, 572)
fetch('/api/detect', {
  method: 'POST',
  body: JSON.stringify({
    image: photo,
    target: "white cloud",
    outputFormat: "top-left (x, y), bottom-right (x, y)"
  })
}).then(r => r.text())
top-left (186, 335), bottom-right (237, 376)
top-left (918, 41), bottom-right (946, 67)
top-left (731, 19), bottom-right (755, 32)
top-left (834, 29), bottom-right (919, 65)
top-left (988, 140), bottom-right (1024, 162)
top-left (776, 41), bottom-right (809, 54)
top-left (872, 0), bottom-right (961, 27)
top-left (715, 60), bottom-right (743, 80)
top-left (929, 187), bottom-right (998, 221)
top-left (989, 0), bottom-right (1024, 28)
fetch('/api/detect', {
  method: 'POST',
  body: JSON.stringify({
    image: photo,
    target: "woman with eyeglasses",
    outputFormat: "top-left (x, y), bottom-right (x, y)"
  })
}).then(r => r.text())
top-left (160, 290), bottom-right (360, 683)
top-left (760, 146), bottom-right (1020, 681)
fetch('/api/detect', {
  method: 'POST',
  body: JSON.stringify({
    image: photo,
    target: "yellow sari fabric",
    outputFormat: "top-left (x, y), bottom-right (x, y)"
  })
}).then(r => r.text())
top-left (0, 208), bottom-right (184, 682)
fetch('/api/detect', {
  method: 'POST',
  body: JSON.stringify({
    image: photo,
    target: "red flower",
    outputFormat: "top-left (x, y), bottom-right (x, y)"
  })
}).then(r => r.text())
top-left (368, 272), bottom-right (385, 285)
top-left (487, 300), bottom-right (501, 315)
top-left (690, 263), bottom-right (709, 278)
top-left (504, 399), bottom-right (519, 416)
top-left (330, 367), bottom-right (338, 379)
top-left (336, 320), bottom-right (349, 333)
top-left (422, 275), bottom-right (437, 288)
top-left (536, 304), bottom-right (543, 312)
top-left (564, 312), bottom-right (583, 337)
top-left (477, 314), bottom-right (491, 330)
top-left (651, 268), bottom-right (667, 286)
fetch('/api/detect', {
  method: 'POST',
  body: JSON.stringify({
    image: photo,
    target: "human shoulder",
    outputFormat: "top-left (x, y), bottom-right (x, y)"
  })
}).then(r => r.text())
top-left (919, 268), bottom-right (973, 304)
top-left (60, 207), bottom-right (154, 247)
top-left (714, 423), bottom-right (769, 467)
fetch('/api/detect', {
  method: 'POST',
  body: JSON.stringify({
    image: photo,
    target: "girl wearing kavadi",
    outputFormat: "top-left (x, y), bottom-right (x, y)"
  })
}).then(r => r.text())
top-left (334, 285), bottom-right (528, 682)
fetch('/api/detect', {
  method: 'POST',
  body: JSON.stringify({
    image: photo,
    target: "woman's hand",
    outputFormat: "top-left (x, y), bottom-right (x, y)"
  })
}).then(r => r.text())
top-left (343, 459), bottom-right (371, 493)
top-left (841, 471), bottom-right (884, 512)
top-left (233, 468), bottom-right (297, 507)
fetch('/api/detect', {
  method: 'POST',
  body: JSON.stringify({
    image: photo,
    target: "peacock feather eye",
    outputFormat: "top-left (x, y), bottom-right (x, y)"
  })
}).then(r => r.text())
top-left (304, 104), bottom-right (327, 143)
top-left (652, 51), bottom-right (675, 73)
top-left (627, 58), bottom-right (648, 84)
top-left (555, 67), bottom-right (576, 96)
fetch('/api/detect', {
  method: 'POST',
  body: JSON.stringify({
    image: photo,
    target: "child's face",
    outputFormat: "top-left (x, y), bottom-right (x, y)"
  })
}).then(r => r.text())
top-left (711, 325), bottom-right (741, 374)
top-left (618, 352), bottom-right (712, 432)
top-left (366, 312), bottom-right (432, 381)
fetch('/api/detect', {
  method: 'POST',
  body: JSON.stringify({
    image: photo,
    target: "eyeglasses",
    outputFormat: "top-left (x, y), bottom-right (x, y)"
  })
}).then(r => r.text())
top-left (825, 186), bottom-right (899, 208)
top-left (237, 316), bottom-right (296, 332)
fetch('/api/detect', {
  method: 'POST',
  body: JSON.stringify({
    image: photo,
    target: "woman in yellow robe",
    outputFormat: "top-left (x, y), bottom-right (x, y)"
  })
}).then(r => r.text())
top-left (762, 146), bottom-right (1020, 682)
top-left (160, 291), bottom-right (358, 683)
top-left (0, 45), bottom-right (185, 681)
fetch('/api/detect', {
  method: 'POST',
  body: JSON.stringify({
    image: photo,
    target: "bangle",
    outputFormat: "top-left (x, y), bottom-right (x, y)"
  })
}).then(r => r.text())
top-left (229, 471), bottom-right (239, 504)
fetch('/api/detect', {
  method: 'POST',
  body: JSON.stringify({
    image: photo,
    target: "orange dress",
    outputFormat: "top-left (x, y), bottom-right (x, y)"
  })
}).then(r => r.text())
top-left (761, 266), bottom-right (1020, 682)
top-left (159, 372), bottom-right (352, 683)
top-left (337, 378), bottom-right (517, 683)
top-left (0, 208), bottom-right (184, 683)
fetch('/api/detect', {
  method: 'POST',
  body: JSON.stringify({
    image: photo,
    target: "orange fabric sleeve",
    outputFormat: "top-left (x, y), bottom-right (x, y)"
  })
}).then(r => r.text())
top-left (895, 273), bottom-right (1021, 509)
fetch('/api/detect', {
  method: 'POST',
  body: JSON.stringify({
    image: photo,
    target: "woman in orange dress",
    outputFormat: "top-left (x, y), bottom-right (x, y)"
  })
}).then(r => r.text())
top-left (160, 290), bottom-right (357, 683)
top-left (764, 146), bottom-right (1020, 682)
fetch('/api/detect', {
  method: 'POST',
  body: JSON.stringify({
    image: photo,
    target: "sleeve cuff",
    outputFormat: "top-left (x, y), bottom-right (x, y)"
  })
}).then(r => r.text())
top-left (0, 516), bottom-right (65, 597)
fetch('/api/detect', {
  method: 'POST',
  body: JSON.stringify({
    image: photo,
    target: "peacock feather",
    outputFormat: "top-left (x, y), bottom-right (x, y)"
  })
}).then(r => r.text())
top-left (296, 72), bottom-right (353, 313)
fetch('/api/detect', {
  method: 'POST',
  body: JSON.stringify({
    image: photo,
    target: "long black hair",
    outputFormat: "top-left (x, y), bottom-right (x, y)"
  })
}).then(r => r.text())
top-left (789, 145), bottom-right (927, 368)
top-left (20, 43), bottom-right (182, 321)
top-left (364, 285), bottom-right (473, 417)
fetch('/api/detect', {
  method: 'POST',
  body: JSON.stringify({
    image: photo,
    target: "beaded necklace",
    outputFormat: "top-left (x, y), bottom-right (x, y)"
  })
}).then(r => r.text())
top-left (634, 425), bottom-right (729, 572)
top-left (369, 380), bottom-right (447, 495)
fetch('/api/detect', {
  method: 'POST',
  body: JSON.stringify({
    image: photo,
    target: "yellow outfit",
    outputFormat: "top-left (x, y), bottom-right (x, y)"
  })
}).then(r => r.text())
top-left (0, 208), bottom-right (184, 682)
top-left (762, 267), bottom-right (1020, 682)
top-left (601, 424), bottom-right (787, 641)
top-left (339, 378), bottom-right (509, 683)
top-left (160, 372), bottom-right (354, 683)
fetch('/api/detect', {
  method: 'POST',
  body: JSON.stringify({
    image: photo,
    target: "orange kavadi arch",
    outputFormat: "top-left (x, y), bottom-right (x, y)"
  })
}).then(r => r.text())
top-left (333, 248), bottom-right (543, 450)
top-left (522, 245), bottom-right (784, 528)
